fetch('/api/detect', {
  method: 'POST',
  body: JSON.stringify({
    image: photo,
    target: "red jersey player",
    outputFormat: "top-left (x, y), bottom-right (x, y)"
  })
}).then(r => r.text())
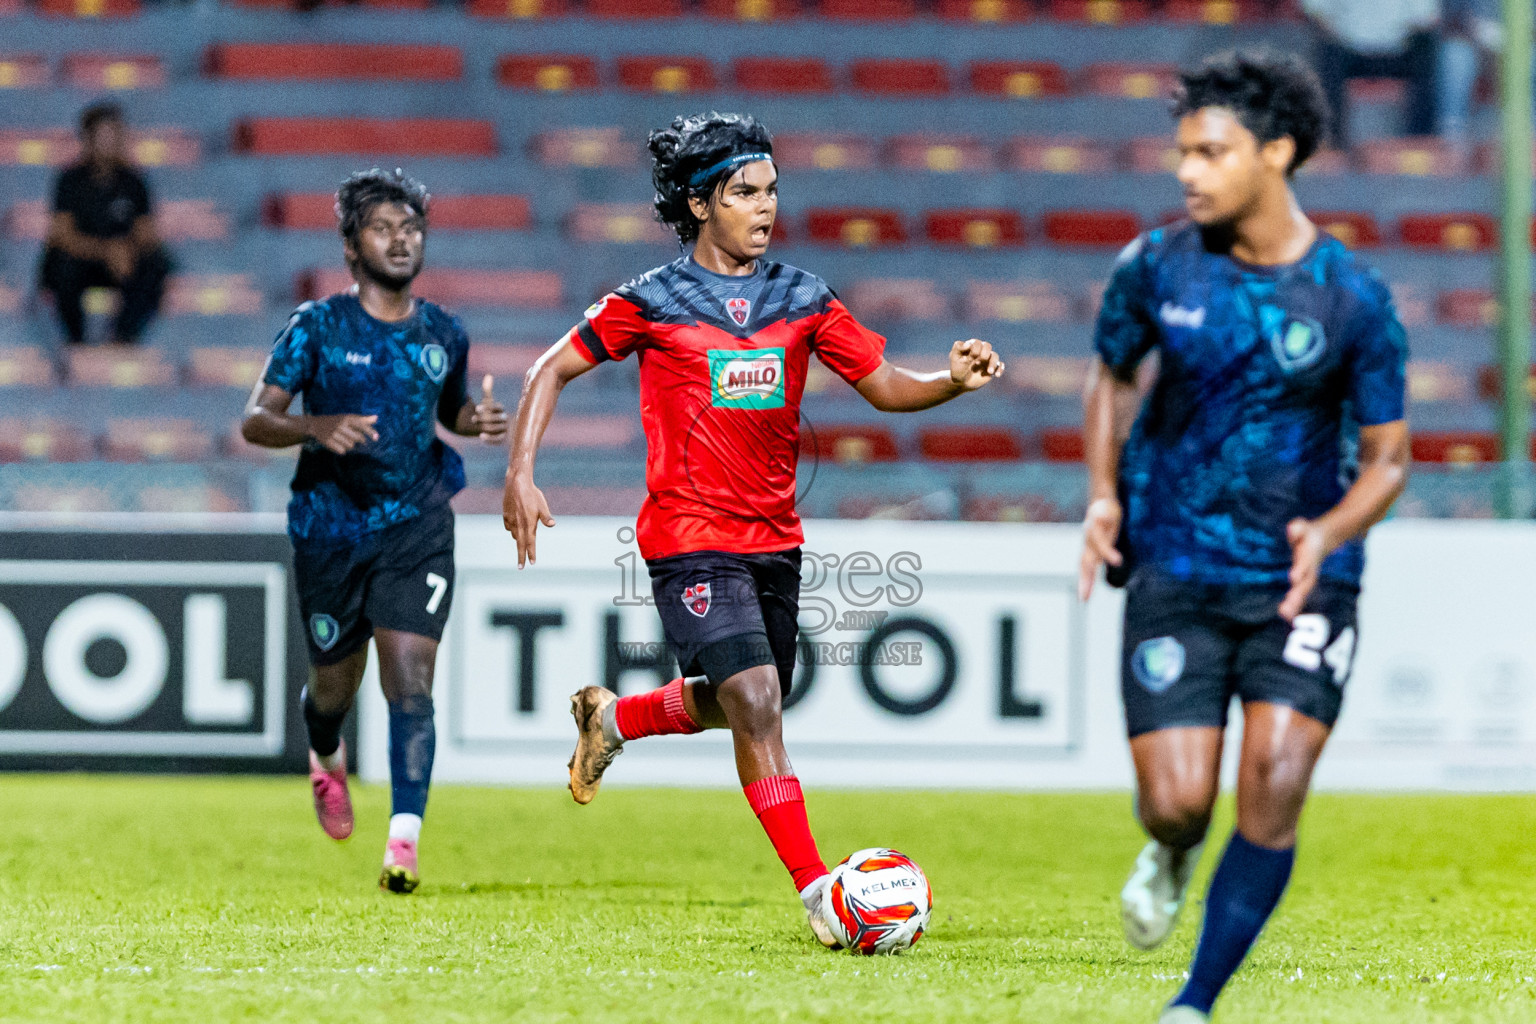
top-left (502, 112), bottom-right (1002, 947)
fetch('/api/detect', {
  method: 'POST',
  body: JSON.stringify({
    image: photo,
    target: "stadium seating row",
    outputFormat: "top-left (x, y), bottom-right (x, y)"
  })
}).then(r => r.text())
top-left (5, 0), bottom-right (1300, 25)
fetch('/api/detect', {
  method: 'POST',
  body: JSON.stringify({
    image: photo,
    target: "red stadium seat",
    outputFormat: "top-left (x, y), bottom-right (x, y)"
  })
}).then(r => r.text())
top-left (802, 424), bottom-right (900, 464)
top-left (1402, 360), bottom-right (1473, 403)
top-left (187, 347), bottom-right (269, 389)
top-left (103, 419), bottom-right (215, 462)
top-left (1081, 62), bottom-right (1178, 100)
top-left (964, 494), bottom-right (1064, 523)
top-left (586, 0), bottom-right (682, 15)
top-left (1356, 138), bottom-right (1469, 177)
top-left (1398, 213), bottom-right (1497, 253)
top-left (263, 193), bottom-right (531, 231)
top-left (0, 420), bottom-right (95, 463)
top-left (0, 128), bottom-right (197, 167)
top-left (65, 347), bottom-right (176, 388)
top-left (496, 54), bottom-right (600, 91)
top-left (700, 0), bottom-right (798, 19)
top-left (1437, 288), bottom-right (1496, 328)
top-left (1007, 355), bottom-right (1092, 396)
top-left (0, 346), bottom-right (56, 387)
top-left (615, 56), bottom-right (716, 94)
top-left (1125, 136), bottom-right (1180, 174)
top-left (0, 55), bottom-right (50, 88)
top-left (1311, 211), bottom-right (1381, 249)
top-left (61, 54), bottom-right (165, 89)
top-left (467, 0), bottom-right (570, 17)
top-left (968, 60), bottom-right (1070, 98)
top-left (843, 278), bottom-right (950, 321)
top-left (771, 133), bottom-right (878, 171)
top-left (567, 203), bottom-right (673, 244)
top-left (1410, 431), bottom-right (1498, 465)
top-left (1038, 427), bottom-right (1085, 462)
top-left (1162, 0), bottom-right (1261, 23)
top-left (206, 44), bottom-right (462, 81)
top-left (917, 426), bottom-right (1025, 462)
top-left (804, 208), bottom-right (906, 247)
top-left (1003, 137), bottom-right (1115, 174)
top-left (36, 0), bottom-right (140, 18)
top-left (234, 118), bottom-right (496, 157)
top-left (1049, 0), bottom-right (1149, 23)
top-left (963, 280), bottom-right (1077, 322)
top-left (819, 0), bottom-right (915, 18)
top-left (1347, 77), bottom-right (1405, 104)
top-left (532, 127), bottom-right (636, 167)
top-left (923, 209), bottom-right (1026, 248)
top-left (888, 135), bottom-right (992, 173)
top-left (540, 415), bottom-right (638, 449)
top-left (467, 343), bottom-right (545, 381)
top-left (301, 268), bottom-right (562, 309)
top-left (936, 0), bottom-right (1030, 21)
top-left (1296, 148), bottom-right (1352, 175)
top-left (1389, 283), bottom-right (1433, 328)
top-left (731, 57), bottom-right (834, 94)
top-left (5, 198), bottom-right (52, 240)
top-left (1476, 364), bottom-right (1536, 402)
top-left (0, 0), bottom-right (23, 14)
top-left (850, 59), bottom-right (948, 96)
top-left (165, 275), bottom-right (265, 316)
top-left (1042, 209), bottom-right (1141, 246)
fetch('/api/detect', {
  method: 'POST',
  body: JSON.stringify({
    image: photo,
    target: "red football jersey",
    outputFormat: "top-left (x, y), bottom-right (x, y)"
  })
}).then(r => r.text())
top-left (569, 257), bottom-right (886, 559)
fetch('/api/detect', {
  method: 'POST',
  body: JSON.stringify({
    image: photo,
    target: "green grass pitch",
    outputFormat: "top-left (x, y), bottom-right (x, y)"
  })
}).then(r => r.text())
top-left (0, 776), bottom-right (1532, 1023)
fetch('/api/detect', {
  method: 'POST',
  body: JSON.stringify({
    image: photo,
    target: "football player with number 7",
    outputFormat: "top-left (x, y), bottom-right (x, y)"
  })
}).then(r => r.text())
top-left (243, 169), bottom-right (508, 894)
top-left (1076, 53), bottom-right (1409, 1023)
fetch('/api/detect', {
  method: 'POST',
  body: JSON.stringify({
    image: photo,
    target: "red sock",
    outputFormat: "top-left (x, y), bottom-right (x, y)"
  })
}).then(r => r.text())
top-left (743, 774), bottom-right (828, 892)
top-left (614, 678), bottom-right (702, 741)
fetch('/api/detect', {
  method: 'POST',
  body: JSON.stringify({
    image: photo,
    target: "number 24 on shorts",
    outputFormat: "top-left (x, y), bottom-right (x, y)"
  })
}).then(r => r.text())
top-left (1282, 614), bottom-right (1356, 685)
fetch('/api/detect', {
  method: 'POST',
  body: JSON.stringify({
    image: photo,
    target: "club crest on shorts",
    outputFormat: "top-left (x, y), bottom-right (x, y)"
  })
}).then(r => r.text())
top-left (1133, 636), bottom-right (1185, 693)
top-left (726, 297), bottom-right (751, 327)
top-left (420, 343), bottom-right (449, 383)
top-left (309, 613), bottom-right (340, 652)
top-left (682, 582), bottom-right (711, 618)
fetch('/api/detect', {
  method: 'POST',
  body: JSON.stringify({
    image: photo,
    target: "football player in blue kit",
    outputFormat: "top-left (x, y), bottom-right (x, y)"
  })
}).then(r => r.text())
top-left (1077, 52), bottom-right (1409, 1022)
top-left (242, 169), bottom-right (507, 893)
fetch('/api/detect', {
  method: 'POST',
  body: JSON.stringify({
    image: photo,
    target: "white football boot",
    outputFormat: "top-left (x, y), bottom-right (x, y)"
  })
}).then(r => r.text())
top-left (1157, 1006), bottom-right (1209, 1024)
top-left (1121, 839), bottom-right (1204, 951)
top-left (799, 875), bottom-right (841, 949)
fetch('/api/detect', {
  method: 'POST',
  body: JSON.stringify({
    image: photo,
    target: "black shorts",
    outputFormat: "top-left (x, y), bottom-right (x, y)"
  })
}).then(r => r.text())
top-left (1120, 571), bottom-right (1359, 738)
top-left (292, 505), bottom-right (456, 666)
top-left (647, 548), bottom-right (801, 692)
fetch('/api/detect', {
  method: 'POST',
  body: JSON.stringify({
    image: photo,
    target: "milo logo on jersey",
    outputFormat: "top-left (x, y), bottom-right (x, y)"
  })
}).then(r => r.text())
top-left (709, 347), bottom-right (786, 410)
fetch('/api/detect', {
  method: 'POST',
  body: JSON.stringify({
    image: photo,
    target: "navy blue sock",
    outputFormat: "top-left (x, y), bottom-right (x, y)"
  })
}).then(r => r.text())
top-left (301, 686), bottom-right (346, 758)
top-left (388, 694), bottom-right (436, 819)
top-left (1172, 831), bottom-right (1295, 1014)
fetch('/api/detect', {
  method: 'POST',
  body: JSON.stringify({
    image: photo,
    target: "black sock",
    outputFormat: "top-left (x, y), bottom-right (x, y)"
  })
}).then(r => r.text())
top-left (301, 686), bottom-right (347, 758)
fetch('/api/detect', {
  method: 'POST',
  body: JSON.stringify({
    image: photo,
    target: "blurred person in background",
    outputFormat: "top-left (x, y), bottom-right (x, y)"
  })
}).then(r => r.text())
top-left (1437, 0), bottom-right (1505, 146)
top-left (38, 101), bottom-right (171, 346)
top-left (1304, 0), bottom-right (1441, 147)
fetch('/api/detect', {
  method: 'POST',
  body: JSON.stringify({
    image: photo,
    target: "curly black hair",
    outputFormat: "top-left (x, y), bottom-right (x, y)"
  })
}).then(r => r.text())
top-left (335, 167), bottom-right (430, 242)
top-left (648, 112), bottom-right (774, 245)
top-left (1172, 50), bottom-right (1331, 175)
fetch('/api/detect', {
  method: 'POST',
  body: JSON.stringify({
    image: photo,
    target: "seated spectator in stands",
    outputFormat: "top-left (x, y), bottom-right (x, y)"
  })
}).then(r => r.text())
top-left (38, 102), bottom-right (170, 345)
top-left (1304, 0), bottom-right (1441, 147)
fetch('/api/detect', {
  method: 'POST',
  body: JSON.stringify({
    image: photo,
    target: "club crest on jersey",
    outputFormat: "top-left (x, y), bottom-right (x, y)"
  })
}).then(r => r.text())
top-left (309, 614), bottom-right (340, 652)
top-left (726, 297), bottom-right (751, 327)
top-left (420, 343), bottom-right (449, 383)
top-left (1263, 306), bottom-right (1327, 373)
top-left (1132, 636), bottom-right (1185, 694)
top-left (708, 347), bottom-right (786, 410)
top-left (682, 582), bottom-right (711, 617)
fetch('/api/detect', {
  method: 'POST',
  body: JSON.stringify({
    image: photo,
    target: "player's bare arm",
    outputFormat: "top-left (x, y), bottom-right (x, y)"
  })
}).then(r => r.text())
top-left (1078, 360), bottom-right (1137, 600)
top-left (449, 374), bottom-right (508, 444)
top-left (853, 339), bottom-right (1003, 412)
top-left (241, 377), bottom-right (379, 454)
top-left (502, 335), bottom-right (596, 566)
top-left (1280, 418), bottom-right (1409, 621)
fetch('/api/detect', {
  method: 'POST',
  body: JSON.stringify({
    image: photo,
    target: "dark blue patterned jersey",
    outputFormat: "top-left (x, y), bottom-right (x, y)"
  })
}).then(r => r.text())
top-left (263, 291), bottom-right (470, 548)
top-left (1093, 221), bottom-right (1407, 587)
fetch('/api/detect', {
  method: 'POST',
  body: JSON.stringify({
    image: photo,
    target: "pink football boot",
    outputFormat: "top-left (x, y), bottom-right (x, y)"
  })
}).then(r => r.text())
top-left (308, 741), bottom-right (353, 841)
top-left (379, 839), bottom-right (420, 894)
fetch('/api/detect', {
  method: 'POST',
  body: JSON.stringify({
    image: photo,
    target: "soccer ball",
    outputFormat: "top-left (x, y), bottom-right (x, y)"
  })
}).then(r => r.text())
top-left (823, 848), bottom-right (932, 955)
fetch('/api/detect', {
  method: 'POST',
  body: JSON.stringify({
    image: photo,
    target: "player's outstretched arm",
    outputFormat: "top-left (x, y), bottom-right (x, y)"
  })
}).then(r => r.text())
top-left (451, 374), bottom-right (509, 444)
top-left (240, 377), bottom-right (378, 454)
top-left (502, 335), bottom-right (597, 568)
top-left (1078, 360), bottom-right (1140, 601)
top-left (1279, 419), bottom-right (1409, 621)
top-left (853, 339), bottom-right (1003, 412)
